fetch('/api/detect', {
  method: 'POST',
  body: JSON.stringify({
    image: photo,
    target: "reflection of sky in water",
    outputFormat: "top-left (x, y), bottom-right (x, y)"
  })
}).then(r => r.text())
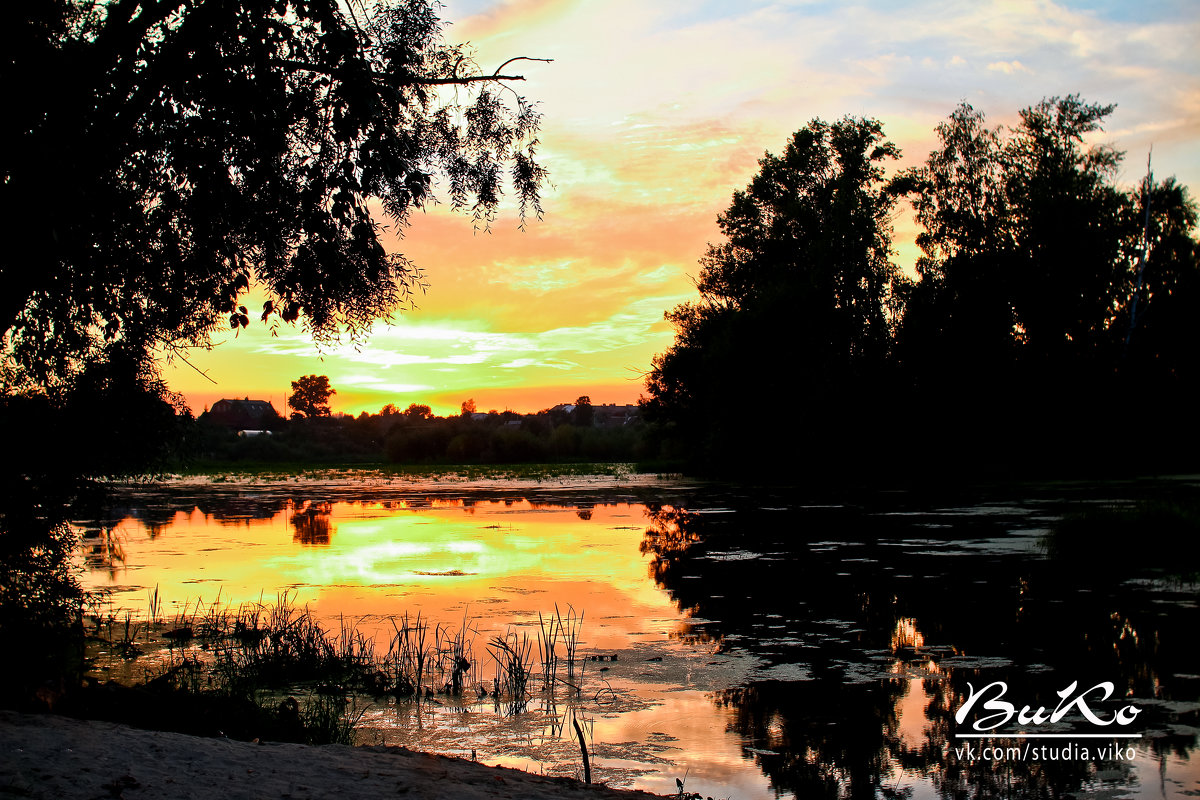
top-left (79, 488), bottom-right (1200, 799)
top-left (82, 498), bottom-right (783, 797)
top-left (85, 500), bottom-right (688, 651)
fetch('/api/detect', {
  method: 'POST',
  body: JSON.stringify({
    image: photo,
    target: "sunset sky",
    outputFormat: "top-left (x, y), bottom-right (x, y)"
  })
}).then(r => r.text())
top-left (162, 0), bottom-right (1200, 417)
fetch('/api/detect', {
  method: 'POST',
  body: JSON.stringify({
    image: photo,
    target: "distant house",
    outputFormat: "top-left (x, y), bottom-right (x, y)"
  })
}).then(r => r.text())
top-left (548, 403), bottom-right (641, 426)
top-left (593, 404), bottom-right (641, 427)
top-left (202, 398), bottom-right (284, 431)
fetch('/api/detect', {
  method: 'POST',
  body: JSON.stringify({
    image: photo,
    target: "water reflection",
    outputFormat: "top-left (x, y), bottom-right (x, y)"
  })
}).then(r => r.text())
top-left (78, 480), bottom-right (1200, 799)
top-left (291, 501), bottom-right (334, 545)
top-left (639, 497), bottom-right (1200, 798)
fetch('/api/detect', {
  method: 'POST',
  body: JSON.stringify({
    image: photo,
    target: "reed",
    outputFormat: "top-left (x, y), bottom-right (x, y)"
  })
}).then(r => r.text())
top-left (387, 611), bottom-right (429, 696)
top-left (488, 628), bottom-right (534, 713)
top-left (434, 612), bottom-right (477, 696)
top-left (146, 584), bottom-right (161, 628)
top-left (89, 592), bottom-right (590, 745)
top-left (557, 604), bottom-right (584, 686)
top-left (537, 609), bottom-right (560, 689)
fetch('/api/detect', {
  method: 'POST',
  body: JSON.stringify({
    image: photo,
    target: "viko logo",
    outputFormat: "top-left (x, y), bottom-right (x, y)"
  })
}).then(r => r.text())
top-left (955, 681), bottom-right (1141, 738)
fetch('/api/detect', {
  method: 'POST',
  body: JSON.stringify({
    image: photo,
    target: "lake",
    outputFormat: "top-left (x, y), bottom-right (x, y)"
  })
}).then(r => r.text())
top-left (76, 470), bottom-right (1200, 799)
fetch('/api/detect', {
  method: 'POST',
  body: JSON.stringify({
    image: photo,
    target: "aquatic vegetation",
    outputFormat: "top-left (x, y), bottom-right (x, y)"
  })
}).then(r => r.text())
top-left (433, 613), bottom-right (478, 696)
top-left (83, 592), bottom-right (590, 746)
top-left (1041, 499), bottom-right (1200, 577)
top-left (385, 611), bottom-right (430, 697)
top-left (572, 715), bottom-right (591, 784)
top-left (488, 629), bottom-right (534, 712)
top-left (538, 604), bottom-right (585, 694)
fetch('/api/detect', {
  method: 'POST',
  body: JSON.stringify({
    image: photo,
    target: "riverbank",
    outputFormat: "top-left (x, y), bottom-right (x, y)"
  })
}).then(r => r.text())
top-left (0, 710), bottom-right (667, 800)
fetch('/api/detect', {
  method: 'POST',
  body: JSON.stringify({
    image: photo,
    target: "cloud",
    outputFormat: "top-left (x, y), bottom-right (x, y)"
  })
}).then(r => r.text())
top-left (987, 60), bottom-right (1032, 75)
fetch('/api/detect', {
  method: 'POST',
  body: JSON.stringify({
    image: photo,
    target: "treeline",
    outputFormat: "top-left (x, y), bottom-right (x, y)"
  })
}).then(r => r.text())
top-left (196, 401), bottom-right (646, 465)
top-left (642, 97), bottom-right (1200, 480)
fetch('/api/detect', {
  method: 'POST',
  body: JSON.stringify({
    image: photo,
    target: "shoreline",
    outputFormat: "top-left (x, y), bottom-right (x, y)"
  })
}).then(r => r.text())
top-left (0, 710), bottom-right (667, 800)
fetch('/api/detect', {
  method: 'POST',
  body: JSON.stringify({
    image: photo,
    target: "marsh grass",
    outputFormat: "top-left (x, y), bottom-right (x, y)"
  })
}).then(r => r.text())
top-left (1041, 499), bottom-right (1200, 578)
top-left (85, 593), bottom-right (590, 744)
top-left (386, 611), bottom-right (430, 696)
top-left (538, 604), bottom-right (585, 693)
top-left (488, 629), bottom-right (534, 713)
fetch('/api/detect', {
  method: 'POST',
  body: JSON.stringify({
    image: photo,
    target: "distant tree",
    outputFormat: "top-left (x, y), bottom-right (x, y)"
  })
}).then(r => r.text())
top-left (571, 395), bottom-right (594, 427)
top-left (289, 375), bottom-right (336, 419)
top-left (403, 403), bottom-right (433, 420)
top-left (900, 97), bottom-right (1132, 376)
top-left (381, 403), bottom-right (400, 416)
top-left (460, 398), bottom-right (477, 417)
top-left (899, 96), bottom-right (1200, 382)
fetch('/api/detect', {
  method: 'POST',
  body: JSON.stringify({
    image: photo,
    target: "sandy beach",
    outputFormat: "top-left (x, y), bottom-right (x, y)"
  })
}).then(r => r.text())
top-left (0, 711), bottom-right (668, 800)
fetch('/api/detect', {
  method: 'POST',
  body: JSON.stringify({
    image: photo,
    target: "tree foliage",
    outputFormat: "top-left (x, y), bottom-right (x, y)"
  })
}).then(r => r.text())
top-left (4, 0), bottom-right (547, 391)
top-left (289, 374), bottom-right (336, 419)
top-left (900, 95), bottom-right (1198, 390)
top-left (643, 117), bottom-right (905, 467)
top-left (645, 98), bottom-right (1200, 476)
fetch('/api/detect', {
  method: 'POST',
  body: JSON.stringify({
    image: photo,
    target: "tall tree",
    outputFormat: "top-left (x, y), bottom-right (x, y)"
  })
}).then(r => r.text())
top-left (897, 102), bottom-right (1018, 382)
top-left (2, 1), bottom-right (548, 702)
top-left (898, 96), bottom-right (1199, 473)
top-left (899, 97), bottom-right (1127, 380)
top-left (289, 375), bottom-right (336, 419)
top-left (1004, 95), bottom-right (1126, 368)
top-left (1118, 175), bottom-right (1200, 387)
top-left (644, 117), bottom-right (905, 470)
top-left (4, 0), bottom-right (547, 392)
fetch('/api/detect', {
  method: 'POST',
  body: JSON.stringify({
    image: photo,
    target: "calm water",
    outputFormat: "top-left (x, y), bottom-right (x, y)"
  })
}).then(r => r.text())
top-left (76, 472), bottom-right (1200, 799)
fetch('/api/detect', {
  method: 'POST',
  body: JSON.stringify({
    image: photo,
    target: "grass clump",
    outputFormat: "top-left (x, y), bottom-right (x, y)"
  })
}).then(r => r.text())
top-left (488, 629), bottom-right (534, 713)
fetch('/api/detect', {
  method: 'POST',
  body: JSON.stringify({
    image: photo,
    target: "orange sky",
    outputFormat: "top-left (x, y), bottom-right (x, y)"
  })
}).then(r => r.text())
top-left (161, 0), bottom-right (1200, 417)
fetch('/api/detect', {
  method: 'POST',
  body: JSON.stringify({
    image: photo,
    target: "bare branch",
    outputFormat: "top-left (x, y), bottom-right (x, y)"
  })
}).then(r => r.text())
top-left (275, 58), bottom-right (547, 86)
top-left (491, 57), bottom-right (554, 76)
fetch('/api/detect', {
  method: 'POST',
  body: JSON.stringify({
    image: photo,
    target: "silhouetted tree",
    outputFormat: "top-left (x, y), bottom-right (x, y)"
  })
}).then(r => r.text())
top-left (289, 375), bottom-right (336, 419)
top-left (644, 117), bottom-right (905, 471)
top-left (1004, 96), bottom-right (1126, 368)
top-left (895, 96), bottom-right (1200, 473)
top-left (4, 0), bottom-right (547, 392)
top-left (896, 102), bottom-right (1018, 384)
top-left (571, 395), bottom-right (594, 427)
top-left (1117, 176), bottom-right (1200, 387)
top-left (2, 0), bottom-right (549, 708)
top-left (403, 403), bottom-right (433, 420)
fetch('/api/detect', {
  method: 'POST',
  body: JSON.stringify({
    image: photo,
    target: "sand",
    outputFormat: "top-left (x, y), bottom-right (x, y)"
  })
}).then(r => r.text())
top-left (0, 711), bottom-right (667, 800)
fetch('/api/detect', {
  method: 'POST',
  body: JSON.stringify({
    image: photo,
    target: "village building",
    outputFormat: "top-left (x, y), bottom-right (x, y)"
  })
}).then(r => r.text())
top-left (201, 398), bottom-right (284, 432)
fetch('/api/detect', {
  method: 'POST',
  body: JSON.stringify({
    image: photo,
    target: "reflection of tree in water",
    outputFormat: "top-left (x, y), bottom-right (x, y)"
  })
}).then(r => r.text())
top-left (78, 526), bottom-right (126, 576)
top-left (641, 502), bottom-right (1200, 799)
top-left (105, 492), bottom-right (293, 528)
top-left (290, 501), bottom-right (334, 546)
top-left (197, 494), bottom-right (291, 526)
top-left (719, 679), bottom-right (908, 800)
top-left (639, 506), bottom-right (701, 602)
